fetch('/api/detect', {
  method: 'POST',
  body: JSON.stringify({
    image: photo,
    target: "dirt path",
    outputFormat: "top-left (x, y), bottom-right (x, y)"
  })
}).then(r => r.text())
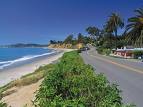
top-left (2, 79), bottom-right (43, 107)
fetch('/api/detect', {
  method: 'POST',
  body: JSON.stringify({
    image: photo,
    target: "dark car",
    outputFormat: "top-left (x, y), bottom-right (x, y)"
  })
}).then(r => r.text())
top-left (78, 47), bottom-right (90, 53)
top-left (85, 47), bottom-right (90, 50)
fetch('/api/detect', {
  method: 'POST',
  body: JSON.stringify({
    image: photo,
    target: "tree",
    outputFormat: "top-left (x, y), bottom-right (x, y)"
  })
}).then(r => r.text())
top-left (105, 13), bottom-right (124, 49)
top-left (77, 33), bottom-right (84, 43)
top-left (49, 40), bottom-right (57, 44)
top-left (96, 25), bottom-right (115, 49)
top-left (64, 34), bottom-right (73, 44)
top-left (86, 26), bottom-right (100, 41)
top-left (125, 8), bottom-right (143, 47)
top-left (97, 31), bottom-right (115, 49)
top-left (57, 41), bottom-right (63, 44)
top-left (72, 38), bottom-right (78, 45)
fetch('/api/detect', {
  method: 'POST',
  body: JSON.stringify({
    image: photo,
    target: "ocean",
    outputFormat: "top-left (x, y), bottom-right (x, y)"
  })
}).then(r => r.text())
top-left (0, 47), bottom-right (56, 70)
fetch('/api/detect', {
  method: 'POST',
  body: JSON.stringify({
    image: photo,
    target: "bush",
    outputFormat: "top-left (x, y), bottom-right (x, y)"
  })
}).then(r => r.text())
top-left (34, 51), bottom-right (134, 107)
top-left (133, 50), bottom-right (143, 59)
top-left (96, 47), bottom-right (111, 55)
top-left (0, 102), bottom-right (7, 107)
top-left (103, 48), bottom-right (111, 55)
top-left (96, 47), bottom-right (104, 54)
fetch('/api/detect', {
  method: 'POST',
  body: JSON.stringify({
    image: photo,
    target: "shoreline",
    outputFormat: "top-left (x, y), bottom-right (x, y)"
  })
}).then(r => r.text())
top-left (0, 48), bottom-right (73, 87)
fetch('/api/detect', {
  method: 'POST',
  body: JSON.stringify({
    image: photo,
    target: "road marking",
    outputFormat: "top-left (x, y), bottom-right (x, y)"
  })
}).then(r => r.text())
top-left (87, 51), bottom-right (143, 74)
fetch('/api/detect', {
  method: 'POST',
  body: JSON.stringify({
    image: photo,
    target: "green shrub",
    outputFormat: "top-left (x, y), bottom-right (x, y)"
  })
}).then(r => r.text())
top-left (133, 50), bottom-right (143, 59)
top-left (0, 102), bottom-right (7, 107)
top-left (96, 47), bottom-right (111, 55)
top-left (103, 49), bottom-right (111, 55)
top-left (96, 47), bottom-right (104, 54)
top-left (34, 51), bottom-right (134, 107)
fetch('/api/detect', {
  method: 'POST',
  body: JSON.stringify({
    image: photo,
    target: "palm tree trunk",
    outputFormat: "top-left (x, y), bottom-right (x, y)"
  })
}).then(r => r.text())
top-left (141, 30), bottom-right (143, 48)
top-left (109, 33), bottom-right (112, 48)
top-left (115, 29), bottom-right (117, 49)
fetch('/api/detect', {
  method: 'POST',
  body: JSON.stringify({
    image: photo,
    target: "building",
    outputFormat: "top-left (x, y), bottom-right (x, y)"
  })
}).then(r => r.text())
top-left (112, 47), bottom-right (143, 58)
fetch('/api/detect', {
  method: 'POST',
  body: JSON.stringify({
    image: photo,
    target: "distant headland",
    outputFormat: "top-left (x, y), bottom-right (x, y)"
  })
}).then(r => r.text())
top-left (0, 43), bottom-right (48, 48)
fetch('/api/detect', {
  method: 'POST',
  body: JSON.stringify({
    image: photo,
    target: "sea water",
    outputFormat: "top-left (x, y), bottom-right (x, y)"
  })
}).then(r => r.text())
top-left (0, 47), bottom-right (56, 70)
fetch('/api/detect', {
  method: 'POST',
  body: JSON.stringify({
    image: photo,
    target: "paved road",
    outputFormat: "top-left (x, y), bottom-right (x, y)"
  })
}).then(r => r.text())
top-left (81, 48), bottom-right (143, 107)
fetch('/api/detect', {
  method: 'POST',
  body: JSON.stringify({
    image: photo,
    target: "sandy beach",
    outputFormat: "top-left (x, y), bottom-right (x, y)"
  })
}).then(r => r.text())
top-left (0, 48), bottom-right (73, 87)
top-left (0, 48), bottom-right (73, 107)
top-left (2, 79), bottom-right (43, 107)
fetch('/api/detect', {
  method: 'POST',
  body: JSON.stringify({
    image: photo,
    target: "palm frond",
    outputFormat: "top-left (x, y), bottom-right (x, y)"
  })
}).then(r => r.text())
top-left (125, 8), bottom-right (143, 45)
top-left (135, 8), bottom-right (143, 16)
top-left (128, 17), bottom-right (140, 22)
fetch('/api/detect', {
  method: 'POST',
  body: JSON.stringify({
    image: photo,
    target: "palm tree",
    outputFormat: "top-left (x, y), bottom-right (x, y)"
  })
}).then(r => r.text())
top-left (105, 13), bottom-right (124, 49)
top-left (86, 26), bottom-right (100, 41)
top-left (125, 8), bottom-right (143, 47)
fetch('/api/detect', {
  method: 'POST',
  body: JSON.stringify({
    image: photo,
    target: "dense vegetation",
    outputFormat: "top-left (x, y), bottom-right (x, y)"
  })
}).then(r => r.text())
top-left (0, 102), bottom-right (7, 107)
top-left (89, 8), bottom-right (143, 49)
top-left (50, 33), bottom-right (91, 46)
top-left (34, 51), bottom-right (134, 107)
top-left (49, 7), bottom-right (143, 54)
top-left (133, 50), bottom-right (143, 59)
top-left (125, 8), bottom-right (143, 47)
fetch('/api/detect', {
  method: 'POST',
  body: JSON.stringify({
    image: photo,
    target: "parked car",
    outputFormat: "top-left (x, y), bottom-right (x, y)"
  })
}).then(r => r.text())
top-left (85, 47), bottom-right (90, 50)
top-left (138, 55), bottom-right (143, 62)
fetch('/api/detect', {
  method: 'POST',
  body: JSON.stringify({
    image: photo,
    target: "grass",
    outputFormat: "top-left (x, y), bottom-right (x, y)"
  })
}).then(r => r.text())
top-left (0, 64), bottom-right (54, 99)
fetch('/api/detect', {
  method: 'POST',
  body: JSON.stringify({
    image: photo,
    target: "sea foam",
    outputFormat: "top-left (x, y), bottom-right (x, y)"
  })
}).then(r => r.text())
top-left (0, 50), bottom-right (56, 70)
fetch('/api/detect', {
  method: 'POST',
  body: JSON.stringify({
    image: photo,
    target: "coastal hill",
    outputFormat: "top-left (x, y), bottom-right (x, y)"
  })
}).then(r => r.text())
top-left (48, 43), bottom-right (83, 49)
top-left (0, 43), bottom-right (48, 48)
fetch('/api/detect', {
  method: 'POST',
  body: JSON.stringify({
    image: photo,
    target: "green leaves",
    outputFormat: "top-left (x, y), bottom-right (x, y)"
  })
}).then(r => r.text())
top-left (105, 13), bottom-right (124, 33)
top-left (132, 50), bottom-right (143, 59)
top-left (0, 102), bottom-right (7, 107)
top-left (34, 51), bottom-right (134, 107)
top-left (125, 8), bottom-right (143, 46)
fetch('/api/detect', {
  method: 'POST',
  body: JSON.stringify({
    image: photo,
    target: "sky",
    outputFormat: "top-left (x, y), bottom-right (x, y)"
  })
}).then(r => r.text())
top-left (0, 0), bottom-right (142, 45)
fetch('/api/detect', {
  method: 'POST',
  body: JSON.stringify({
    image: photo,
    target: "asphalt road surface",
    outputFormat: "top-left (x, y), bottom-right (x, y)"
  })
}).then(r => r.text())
top-left (81, 48), bottom-right (143, 107)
